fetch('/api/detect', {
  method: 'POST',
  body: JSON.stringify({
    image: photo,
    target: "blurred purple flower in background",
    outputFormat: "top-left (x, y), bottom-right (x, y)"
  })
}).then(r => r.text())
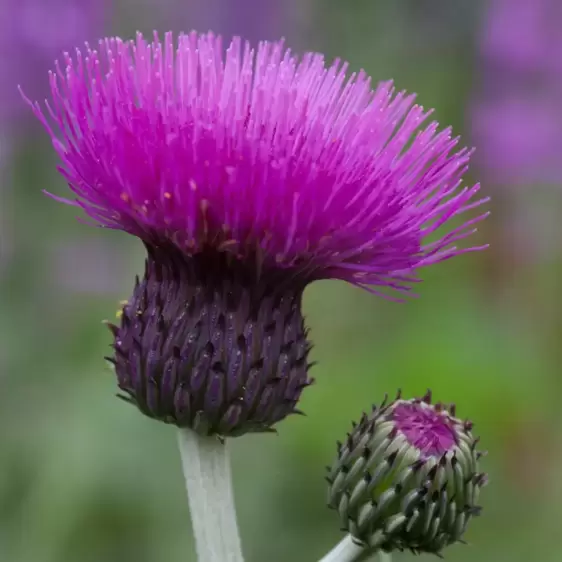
top-left (122, 0), bottom-right (293, 46)
top-left (0, 0), bottom-right (106, 130)
top-left (0, 0), bottom-right (107, 279)
top-left (185, 0), bottom-right (290, 43)
top-left (479, 0), bottom-right (562, 74)
top-left (471, 0), bottom-right (562, 187)
top-left (219, 0), bottom-right (288, 42)
top-left (50, 239), bottom-right (129, 295)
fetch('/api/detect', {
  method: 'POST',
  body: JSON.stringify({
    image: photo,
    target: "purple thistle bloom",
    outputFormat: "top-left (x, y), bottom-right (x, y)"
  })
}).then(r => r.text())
top-left (327, 391), bottom-right (488, 555)
top-left (24, 31), bottom-right (487, 436)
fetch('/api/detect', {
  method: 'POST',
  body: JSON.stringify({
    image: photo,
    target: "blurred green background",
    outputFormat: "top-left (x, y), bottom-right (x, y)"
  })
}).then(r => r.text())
top-left (1, 1), bottom-right (561, 561)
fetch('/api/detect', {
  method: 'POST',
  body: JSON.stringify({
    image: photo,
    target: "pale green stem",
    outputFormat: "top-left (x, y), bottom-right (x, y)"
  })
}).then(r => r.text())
top-left (318, 535), bottom-right (367, 562)
top-left (378, 552), bottom-right (391, 562)
top-left (177, 428), bottom-right (244, 562)
top-left (318, 535), bottom-right (392, 562)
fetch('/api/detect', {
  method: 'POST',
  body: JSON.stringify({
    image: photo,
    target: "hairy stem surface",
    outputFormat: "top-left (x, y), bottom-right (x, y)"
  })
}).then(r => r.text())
top-left (177, 428), bottom-right (244, 562)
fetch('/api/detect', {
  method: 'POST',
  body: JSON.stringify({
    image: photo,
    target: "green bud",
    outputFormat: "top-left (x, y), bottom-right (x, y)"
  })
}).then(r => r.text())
top-left (326, 390), bottom-right (488, 556)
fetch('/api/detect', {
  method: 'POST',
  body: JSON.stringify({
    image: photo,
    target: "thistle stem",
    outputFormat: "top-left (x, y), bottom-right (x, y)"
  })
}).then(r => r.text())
top-left (177, 428), bottom-right (244, 562)
top-left (318, 535), bottom-right (367, 562)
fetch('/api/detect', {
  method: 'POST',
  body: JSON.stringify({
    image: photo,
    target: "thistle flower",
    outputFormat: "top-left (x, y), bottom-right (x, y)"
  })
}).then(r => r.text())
top-left (326, 391), bottom-right (487, 555)
top-left (24, 31), bottom-right (487, 437)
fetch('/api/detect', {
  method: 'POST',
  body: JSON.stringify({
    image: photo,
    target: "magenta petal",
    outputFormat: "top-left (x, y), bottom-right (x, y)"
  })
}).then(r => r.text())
top-left (24, 30), bottom-right (487, 297)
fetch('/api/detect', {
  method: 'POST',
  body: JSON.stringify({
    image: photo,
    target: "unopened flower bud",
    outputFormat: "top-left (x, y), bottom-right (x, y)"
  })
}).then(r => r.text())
top-left (326, 391), bottom-right (487, 555)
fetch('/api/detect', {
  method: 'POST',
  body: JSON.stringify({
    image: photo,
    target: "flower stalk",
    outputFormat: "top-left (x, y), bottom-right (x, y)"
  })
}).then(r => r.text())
top-left (177, 428), bottom-right (244, 562)
top-left (319, 537), bottom-right (393, 562)
top-left (318, 534), bottom-right (367, 562)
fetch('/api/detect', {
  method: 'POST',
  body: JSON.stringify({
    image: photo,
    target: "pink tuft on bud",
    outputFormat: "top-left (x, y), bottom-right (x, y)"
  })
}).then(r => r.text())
top-left (392, 401), bottom-right (457, 457)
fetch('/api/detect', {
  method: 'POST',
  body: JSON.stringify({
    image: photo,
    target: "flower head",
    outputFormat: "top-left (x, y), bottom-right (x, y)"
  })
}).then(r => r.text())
top-left (24, 31), bottom-right (487, 436)
top-left (26, 31), bottom-right (487, 295)
top-left (326, 391), bottom-right (487, 555)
